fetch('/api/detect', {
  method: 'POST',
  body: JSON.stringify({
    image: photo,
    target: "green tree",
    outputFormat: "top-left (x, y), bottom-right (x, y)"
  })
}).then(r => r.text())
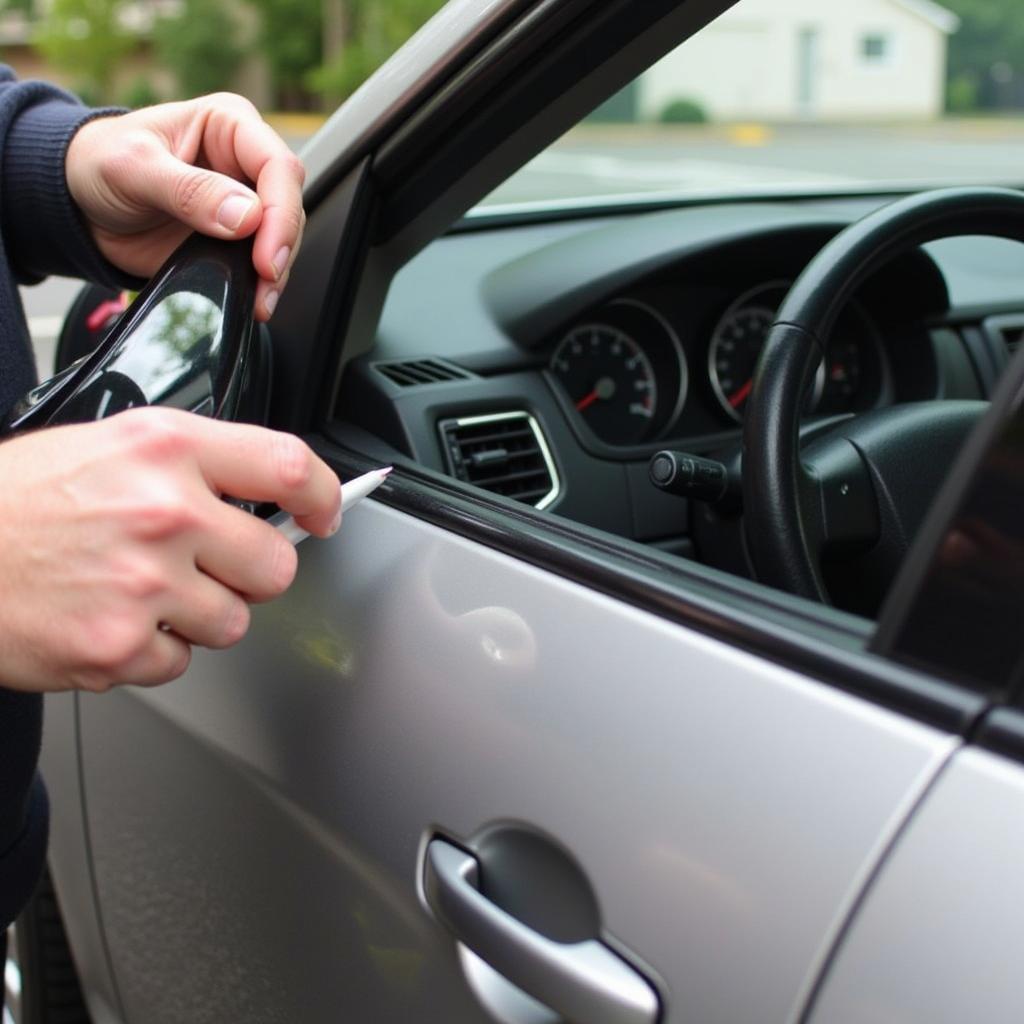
top-left (306, 0), bottom-right (444, 105)
top-left (248, 0), bottom-right (323, 109)
top-left (153, 0), bottom-right (243, 99)
top-left (34, 0), bottom-right (134, 103)
top-left (943, 0), bottom-right (1024, 110)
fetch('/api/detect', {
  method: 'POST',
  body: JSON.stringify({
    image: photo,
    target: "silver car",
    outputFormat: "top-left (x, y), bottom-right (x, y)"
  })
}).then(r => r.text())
top-left (11, 0), bottom-right (1024, 1022)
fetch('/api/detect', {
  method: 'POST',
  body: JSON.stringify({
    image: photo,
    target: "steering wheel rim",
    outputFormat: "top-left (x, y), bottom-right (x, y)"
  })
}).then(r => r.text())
top-left (742, 186), bottom-right (1024, 602)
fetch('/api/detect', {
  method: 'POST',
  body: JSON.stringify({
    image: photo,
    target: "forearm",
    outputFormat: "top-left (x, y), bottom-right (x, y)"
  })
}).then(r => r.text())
top-left (0, 69), bottom-right (131, 286)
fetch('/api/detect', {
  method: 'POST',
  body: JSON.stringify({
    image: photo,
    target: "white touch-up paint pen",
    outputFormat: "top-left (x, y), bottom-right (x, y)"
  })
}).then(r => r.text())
top-left (275, 466), bottom-right (392, 545)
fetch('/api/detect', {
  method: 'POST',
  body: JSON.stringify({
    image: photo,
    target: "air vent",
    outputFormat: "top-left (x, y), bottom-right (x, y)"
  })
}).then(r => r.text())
top-left (375, 359), bottom-right (470, 387)
top-left (984, 315), bottom-right (1024, 357)
top-left (1000, 325), bottom-right (1024, 355)
top-left (439, 412), bottom-right (560, 510)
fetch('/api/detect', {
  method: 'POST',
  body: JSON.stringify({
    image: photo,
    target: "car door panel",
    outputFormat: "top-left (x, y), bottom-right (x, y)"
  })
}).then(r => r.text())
top-left (77, 498), bottom-right (958, 1023)
top-left (807, 746), bottom-right (1024, 1023)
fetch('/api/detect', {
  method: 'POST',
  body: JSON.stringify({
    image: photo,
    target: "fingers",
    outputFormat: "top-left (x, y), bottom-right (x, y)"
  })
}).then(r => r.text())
top-left (254, 202), bottom-right (305, 320)
top-left (110, 408), bottom-right (340, 539)
top-left (158, 102), bottom-right (305, 319)
top-left (100, 628), bottom-right (192, 690)
top-left (185, 419), bottom-right (342, 538)
top-left (194, 501), bottom-right (298, 602)
top-left (157, 570), bottom-right (252, 649)
top-left (198, 98), bottom-right (305, 302)
top-left (133, 146), bottom-right (265, 243)
top-left (226, 115), bottom-right (305, 271)
top-left (67, 94), bottom-right (306, 318)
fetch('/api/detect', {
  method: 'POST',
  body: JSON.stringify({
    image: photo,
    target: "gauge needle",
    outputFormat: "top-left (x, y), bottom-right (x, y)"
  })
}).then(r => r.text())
top-left (728, 379), bottom-right (753, 409)
top-left (576, 377), bottom-right (616, 412)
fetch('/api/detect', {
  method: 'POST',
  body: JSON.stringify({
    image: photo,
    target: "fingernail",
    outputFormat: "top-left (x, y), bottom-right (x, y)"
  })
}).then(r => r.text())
top-left (217, 194), bottom-right (255, 232)
top-left (328, 506), bottom-right (343, 535)
top-left (272, 246), bottom-right (291, 280)
top-left (264, 290), bottom-right (279, 317)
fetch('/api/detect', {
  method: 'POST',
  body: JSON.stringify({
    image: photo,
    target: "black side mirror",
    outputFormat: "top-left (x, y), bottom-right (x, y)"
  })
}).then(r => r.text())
top-left (3, 233), bottom-right (267, 433)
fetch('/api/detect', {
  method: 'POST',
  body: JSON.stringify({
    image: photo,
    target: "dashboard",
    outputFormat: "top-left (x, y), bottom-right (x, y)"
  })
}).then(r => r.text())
top-left (334, 195), bottom-right (1023, 562)
top-left (544, 277), bottom-right (891, 447)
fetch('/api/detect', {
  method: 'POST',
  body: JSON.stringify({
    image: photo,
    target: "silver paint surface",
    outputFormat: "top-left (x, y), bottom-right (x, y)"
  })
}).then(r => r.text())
top-left (74, 500), bottom-right (955, 1023)
top-left (808, 746), bottom-right (1024, 1024)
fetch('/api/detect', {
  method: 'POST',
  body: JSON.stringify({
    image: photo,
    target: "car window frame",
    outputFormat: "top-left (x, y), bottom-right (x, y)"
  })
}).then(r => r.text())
top-left (281, 0), bottom-right (1002, 737)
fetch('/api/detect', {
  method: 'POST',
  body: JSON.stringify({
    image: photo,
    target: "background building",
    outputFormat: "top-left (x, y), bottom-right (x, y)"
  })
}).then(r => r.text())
top-left (635, 0), bottom-right (959, 122)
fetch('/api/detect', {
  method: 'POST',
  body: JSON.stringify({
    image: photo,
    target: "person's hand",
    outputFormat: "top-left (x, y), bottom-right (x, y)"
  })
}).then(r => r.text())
top-left (0, 407), bottom-right (340, 693)
top-left (64, 94), bottom-right (305, 321)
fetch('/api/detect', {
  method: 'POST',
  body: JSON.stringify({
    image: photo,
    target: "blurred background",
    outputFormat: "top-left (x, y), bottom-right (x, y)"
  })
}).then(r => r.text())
top-left (0, 0), bottom-right (1017, 132)
top-left (10, 0), bottom-right (1024, 373)
top-left (0, 0), bottom-right (447, 115)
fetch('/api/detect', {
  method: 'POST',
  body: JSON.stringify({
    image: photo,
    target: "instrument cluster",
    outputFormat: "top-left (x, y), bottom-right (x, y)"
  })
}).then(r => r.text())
top-left (547, 279), bottom-right (890, 446)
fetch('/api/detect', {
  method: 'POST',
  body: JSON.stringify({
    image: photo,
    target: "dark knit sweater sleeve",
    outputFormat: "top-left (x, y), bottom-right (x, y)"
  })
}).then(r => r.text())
top-left (0, 68), bottom-right (133, 932)
top-left (0, 66), bottom-right (128, 287)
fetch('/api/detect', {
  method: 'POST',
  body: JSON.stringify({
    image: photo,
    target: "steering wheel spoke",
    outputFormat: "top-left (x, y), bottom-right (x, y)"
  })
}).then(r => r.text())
top-left (802, 437), bottom-right (880, 553)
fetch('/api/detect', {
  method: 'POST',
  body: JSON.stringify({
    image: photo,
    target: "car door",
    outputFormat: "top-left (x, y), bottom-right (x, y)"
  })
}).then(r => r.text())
top-left (38, 1), bottom-right (999, 1023)
top-left (804, 340), bottom-right (1024, 1024)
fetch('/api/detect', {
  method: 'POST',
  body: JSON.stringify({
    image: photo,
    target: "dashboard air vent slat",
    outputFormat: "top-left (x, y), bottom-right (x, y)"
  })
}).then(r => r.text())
top-left (983, 315), bottom-right (1024, 359)
top-left (375, 358), bottom-right (470, 388)
top-left (439, 412), bottom-right (560, 510)
top-left (1001, 326), bottom-right (1024, 355)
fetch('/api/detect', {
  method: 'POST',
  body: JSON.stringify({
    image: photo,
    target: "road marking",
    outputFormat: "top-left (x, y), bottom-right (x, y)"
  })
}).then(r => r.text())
top-left (728, 123), bottom-right (772, 146)
top-left (529, 150), bottom-right (860, 188)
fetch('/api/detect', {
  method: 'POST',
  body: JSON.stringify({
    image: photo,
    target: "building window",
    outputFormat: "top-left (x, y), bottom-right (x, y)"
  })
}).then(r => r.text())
top-left (861, 33), bottom-right (890, 64)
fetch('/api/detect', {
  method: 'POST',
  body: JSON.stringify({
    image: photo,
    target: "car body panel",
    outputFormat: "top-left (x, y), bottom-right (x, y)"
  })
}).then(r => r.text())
top-left (72, 499), bottom-right (957, 1023)
top-left (807, 747), bottom-right (1024, 1023)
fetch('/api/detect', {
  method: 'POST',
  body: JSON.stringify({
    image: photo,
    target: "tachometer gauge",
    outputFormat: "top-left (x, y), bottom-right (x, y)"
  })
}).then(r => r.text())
top-left (708, 283), bottom-right (824, 423)
top-left (550, 324), bottom-right (657, 444)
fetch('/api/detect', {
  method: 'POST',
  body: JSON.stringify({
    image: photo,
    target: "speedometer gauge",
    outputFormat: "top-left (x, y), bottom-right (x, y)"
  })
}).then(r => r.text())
top-left (550, 324), bottom-right (657, 444)
top-left (708, 283), bottom-right (824, 423)
top-left (549, 299), bottom-right (688, 446)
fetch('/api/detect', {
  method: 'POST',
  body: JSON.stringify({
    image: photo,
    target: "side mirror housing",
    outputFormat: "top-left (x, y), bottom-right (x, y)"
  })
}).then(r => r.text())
top-left (4, 233), bottom-right (264, 433)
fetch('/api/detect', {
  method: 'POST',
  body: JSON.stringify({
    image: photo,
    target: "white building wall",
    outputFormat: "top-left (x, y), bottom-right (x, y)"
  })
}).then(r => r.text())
top-left (639, 0), bottom-right (951, 122)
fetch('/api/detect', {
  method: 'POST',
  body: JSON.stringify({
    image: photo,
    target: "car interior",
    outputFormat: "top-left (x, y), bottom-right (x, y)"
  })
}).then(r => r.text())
top-left (337, 196), bottom-right (1023, 618)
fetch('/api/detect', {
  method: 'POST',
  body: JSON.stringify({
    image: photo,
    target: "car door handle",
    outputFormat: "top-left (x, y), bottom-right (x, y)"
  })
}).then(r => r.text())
top-left (424, 838), bottom-right (659, 1024)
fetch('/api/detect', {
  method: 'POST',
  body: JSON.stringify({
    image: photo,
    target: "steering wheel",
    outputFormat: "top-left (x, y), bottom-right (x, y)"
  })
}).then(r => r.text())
top-left (742, 187), bottom-right (1024, 605)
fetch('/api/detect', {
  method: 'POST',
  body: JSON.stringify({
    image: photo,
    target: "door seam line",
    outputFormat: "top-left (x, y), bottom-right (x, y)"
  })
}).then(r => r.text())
top-left (786, 734), bottom-right (963, 1024)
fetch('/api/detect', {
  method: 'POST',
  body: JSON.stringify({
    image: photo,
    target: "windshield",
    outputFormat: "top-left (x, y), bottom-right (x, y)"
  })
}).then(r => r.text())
top-left (478, 0), bottom-right (1024, 210)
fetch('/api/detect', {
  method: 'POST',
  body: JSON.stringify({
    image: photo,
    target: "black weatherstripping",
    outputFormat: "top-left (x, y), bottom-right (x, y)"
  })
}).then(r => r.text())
top-left (975, 708), bottom-right (1024, 765)
top-left (315, 431), bottom-right (985, 735)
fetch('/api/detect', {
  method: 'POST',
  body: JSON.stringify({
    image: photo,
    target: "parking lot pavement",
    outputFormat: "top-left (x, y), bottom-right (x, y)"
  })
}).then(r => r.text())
top-left (483, 119), bottom-right (1024, 205)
